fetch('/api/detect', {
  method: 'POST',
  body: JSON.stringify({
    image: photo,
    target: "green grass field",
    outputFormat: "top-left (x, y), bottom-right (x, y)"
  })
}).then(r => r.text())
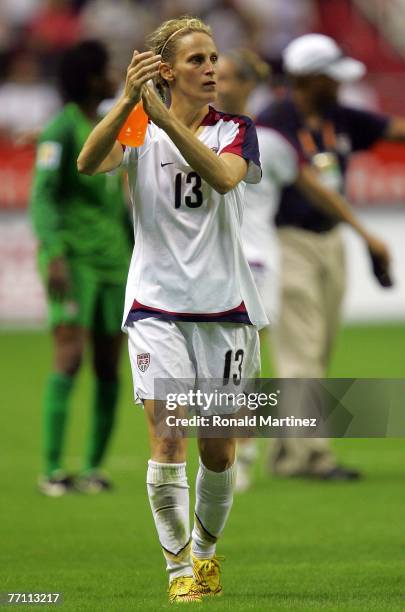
top-left (1, 324), bottom-right (405, 611)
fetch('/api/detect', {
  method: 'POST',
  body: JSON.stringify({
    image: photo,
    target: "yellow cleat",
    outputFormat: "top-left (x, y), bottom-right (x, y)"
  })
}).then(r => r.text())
top-left (168, 576), bottom-right (203, 604)
top-left (192, 555), bottom-right (224, 597)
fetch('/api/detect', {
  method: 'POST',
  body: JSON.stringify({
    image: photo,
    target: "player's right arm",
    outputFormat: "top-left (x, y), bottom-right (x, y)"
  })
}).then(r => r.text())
top-left (77, 51), bottom-right (161, 175)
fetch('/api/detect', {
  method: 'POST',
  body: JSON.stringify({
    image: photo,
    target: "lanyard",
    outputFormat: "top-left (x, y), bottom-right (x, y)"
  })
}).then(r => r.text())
top-left (298, 121), bottom-right (337, 158)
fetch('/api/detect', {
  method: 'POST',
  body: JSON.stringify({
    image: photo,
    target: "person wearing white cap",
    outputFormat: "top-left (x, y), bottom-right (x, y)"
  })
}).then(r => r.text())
top-left (283, 33), bottom-right (367, 84)
top-left (256, 33), bottom-right (405, 480)
top-left (215, 43), bottom-right (394, 490)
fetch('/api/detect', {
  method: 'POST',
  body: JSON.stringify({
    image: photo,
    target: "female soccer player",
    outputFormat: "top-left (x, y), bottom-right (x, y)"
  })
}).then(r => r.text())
top-left (78, 17), bottom-right (267, 603)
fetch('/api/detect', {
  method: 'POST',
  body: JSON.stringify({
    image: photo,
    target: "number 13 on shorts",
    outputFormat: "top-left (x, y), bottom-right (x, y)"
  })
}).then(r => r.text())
top-left (223, 349), bottom-right (245, 385)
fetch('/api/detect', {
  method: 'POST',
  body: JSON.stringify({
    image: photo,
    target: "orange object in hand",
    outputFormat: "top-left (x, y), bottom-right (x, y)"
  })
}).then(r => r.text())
top-left (118, 101), bottom-right (148, 147)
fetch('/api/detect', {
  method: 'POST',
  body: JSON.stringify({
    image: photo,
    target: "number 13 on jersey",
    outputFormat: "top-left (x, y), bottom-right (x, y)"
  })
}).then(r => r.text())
top-left (174, 172), bottom-right (203, 209)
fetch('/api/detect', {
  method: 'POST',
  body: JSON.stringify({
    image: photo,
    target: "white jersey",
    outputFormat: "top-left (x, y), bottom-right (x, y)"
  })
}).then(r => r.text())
top-left (122, 106), bottom-right (268, 330)
top-left (242, 126), bottom-right (299, 269)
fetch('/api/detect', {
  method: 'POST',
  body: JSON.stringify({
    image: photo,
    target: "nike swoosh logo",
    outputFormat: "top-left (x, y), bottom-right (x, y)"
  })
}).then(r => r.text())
top-left (161, 162), bottom-right (175, 167)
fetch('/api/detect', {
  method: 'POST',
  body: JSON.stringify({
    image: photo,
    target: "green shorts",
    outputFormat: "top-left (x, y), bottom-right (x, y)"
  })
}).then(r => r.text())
top-left (39, 253), bottom-right (126, 335)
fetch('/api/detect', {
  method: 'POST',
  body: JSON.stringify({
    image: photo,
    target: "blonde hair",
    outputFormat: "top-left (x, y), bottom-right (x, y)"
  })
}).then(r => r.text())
top-left (226, 49), bottom-right (270, 84)
top-left (147, 16), bottom-right (212, 99)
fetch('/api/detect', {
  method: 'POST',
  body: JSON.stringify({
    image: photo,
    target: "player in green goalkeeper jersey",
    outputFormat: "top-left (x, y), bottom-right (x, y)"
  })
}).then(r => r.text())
top-left (30, 41), bottom-right (132, 496)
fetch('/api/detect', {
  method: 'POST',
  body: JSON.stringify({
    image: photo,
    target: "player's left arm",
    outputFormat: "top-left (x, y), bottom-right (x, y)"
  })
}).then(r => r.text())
top-left (384, 116), bottom-right (405, 142)
top-left (141, 86), bottom-right (250, 193)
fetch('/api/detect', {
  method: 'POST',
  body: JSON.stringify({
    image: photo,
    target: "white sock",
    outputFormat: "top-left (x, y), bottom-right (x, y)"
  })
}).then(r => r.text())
top-left (146, 460), bottom-right (192, 581)
top-left (191, 459), bottom-right (236, 560)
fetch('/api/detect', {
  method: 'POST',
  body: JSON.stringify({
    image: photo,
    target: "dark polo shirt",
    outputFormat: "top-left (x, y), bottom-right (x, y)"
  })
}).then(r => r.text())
top-left (257, 98), bottom-right (389, 233)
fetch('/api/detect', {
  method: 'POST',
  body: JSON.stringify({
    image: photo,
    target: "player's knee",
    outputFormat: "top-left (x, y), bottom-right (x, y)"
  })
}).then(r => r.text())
top-left (59, 352), bottom-right (83, 377)
top-left (53, 326), bottom-right (85, 376)
top-left (54, 345), bottom-right (83, 376)
top-left (154, 438), bottom-right (185, 463)
top-left (199, 441), bottom-right (235, 472)
top-left (202, 456), bottom-right (234, 472)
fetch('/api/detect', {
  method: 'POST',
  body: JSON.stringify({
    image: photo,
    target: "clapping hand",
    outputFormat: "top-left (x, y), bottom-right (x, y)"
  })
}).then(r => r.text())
top-left (124, 51), bottom-right (161, 106)
top-left (142, 82), bottom-right (171, 129)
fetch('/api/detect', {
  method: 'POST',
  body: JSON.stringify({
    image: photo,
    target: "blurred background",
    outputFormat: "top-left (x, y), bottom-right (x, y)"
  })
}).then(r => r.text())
top-left (0, 0), bottom-right (405, 325)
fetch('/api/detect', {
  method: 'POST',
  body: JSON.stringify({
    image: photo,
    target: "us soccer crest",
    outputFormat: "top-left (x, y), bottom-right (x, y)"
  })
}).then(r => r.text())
top-left (137, 353), bottom-right (150, 372)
